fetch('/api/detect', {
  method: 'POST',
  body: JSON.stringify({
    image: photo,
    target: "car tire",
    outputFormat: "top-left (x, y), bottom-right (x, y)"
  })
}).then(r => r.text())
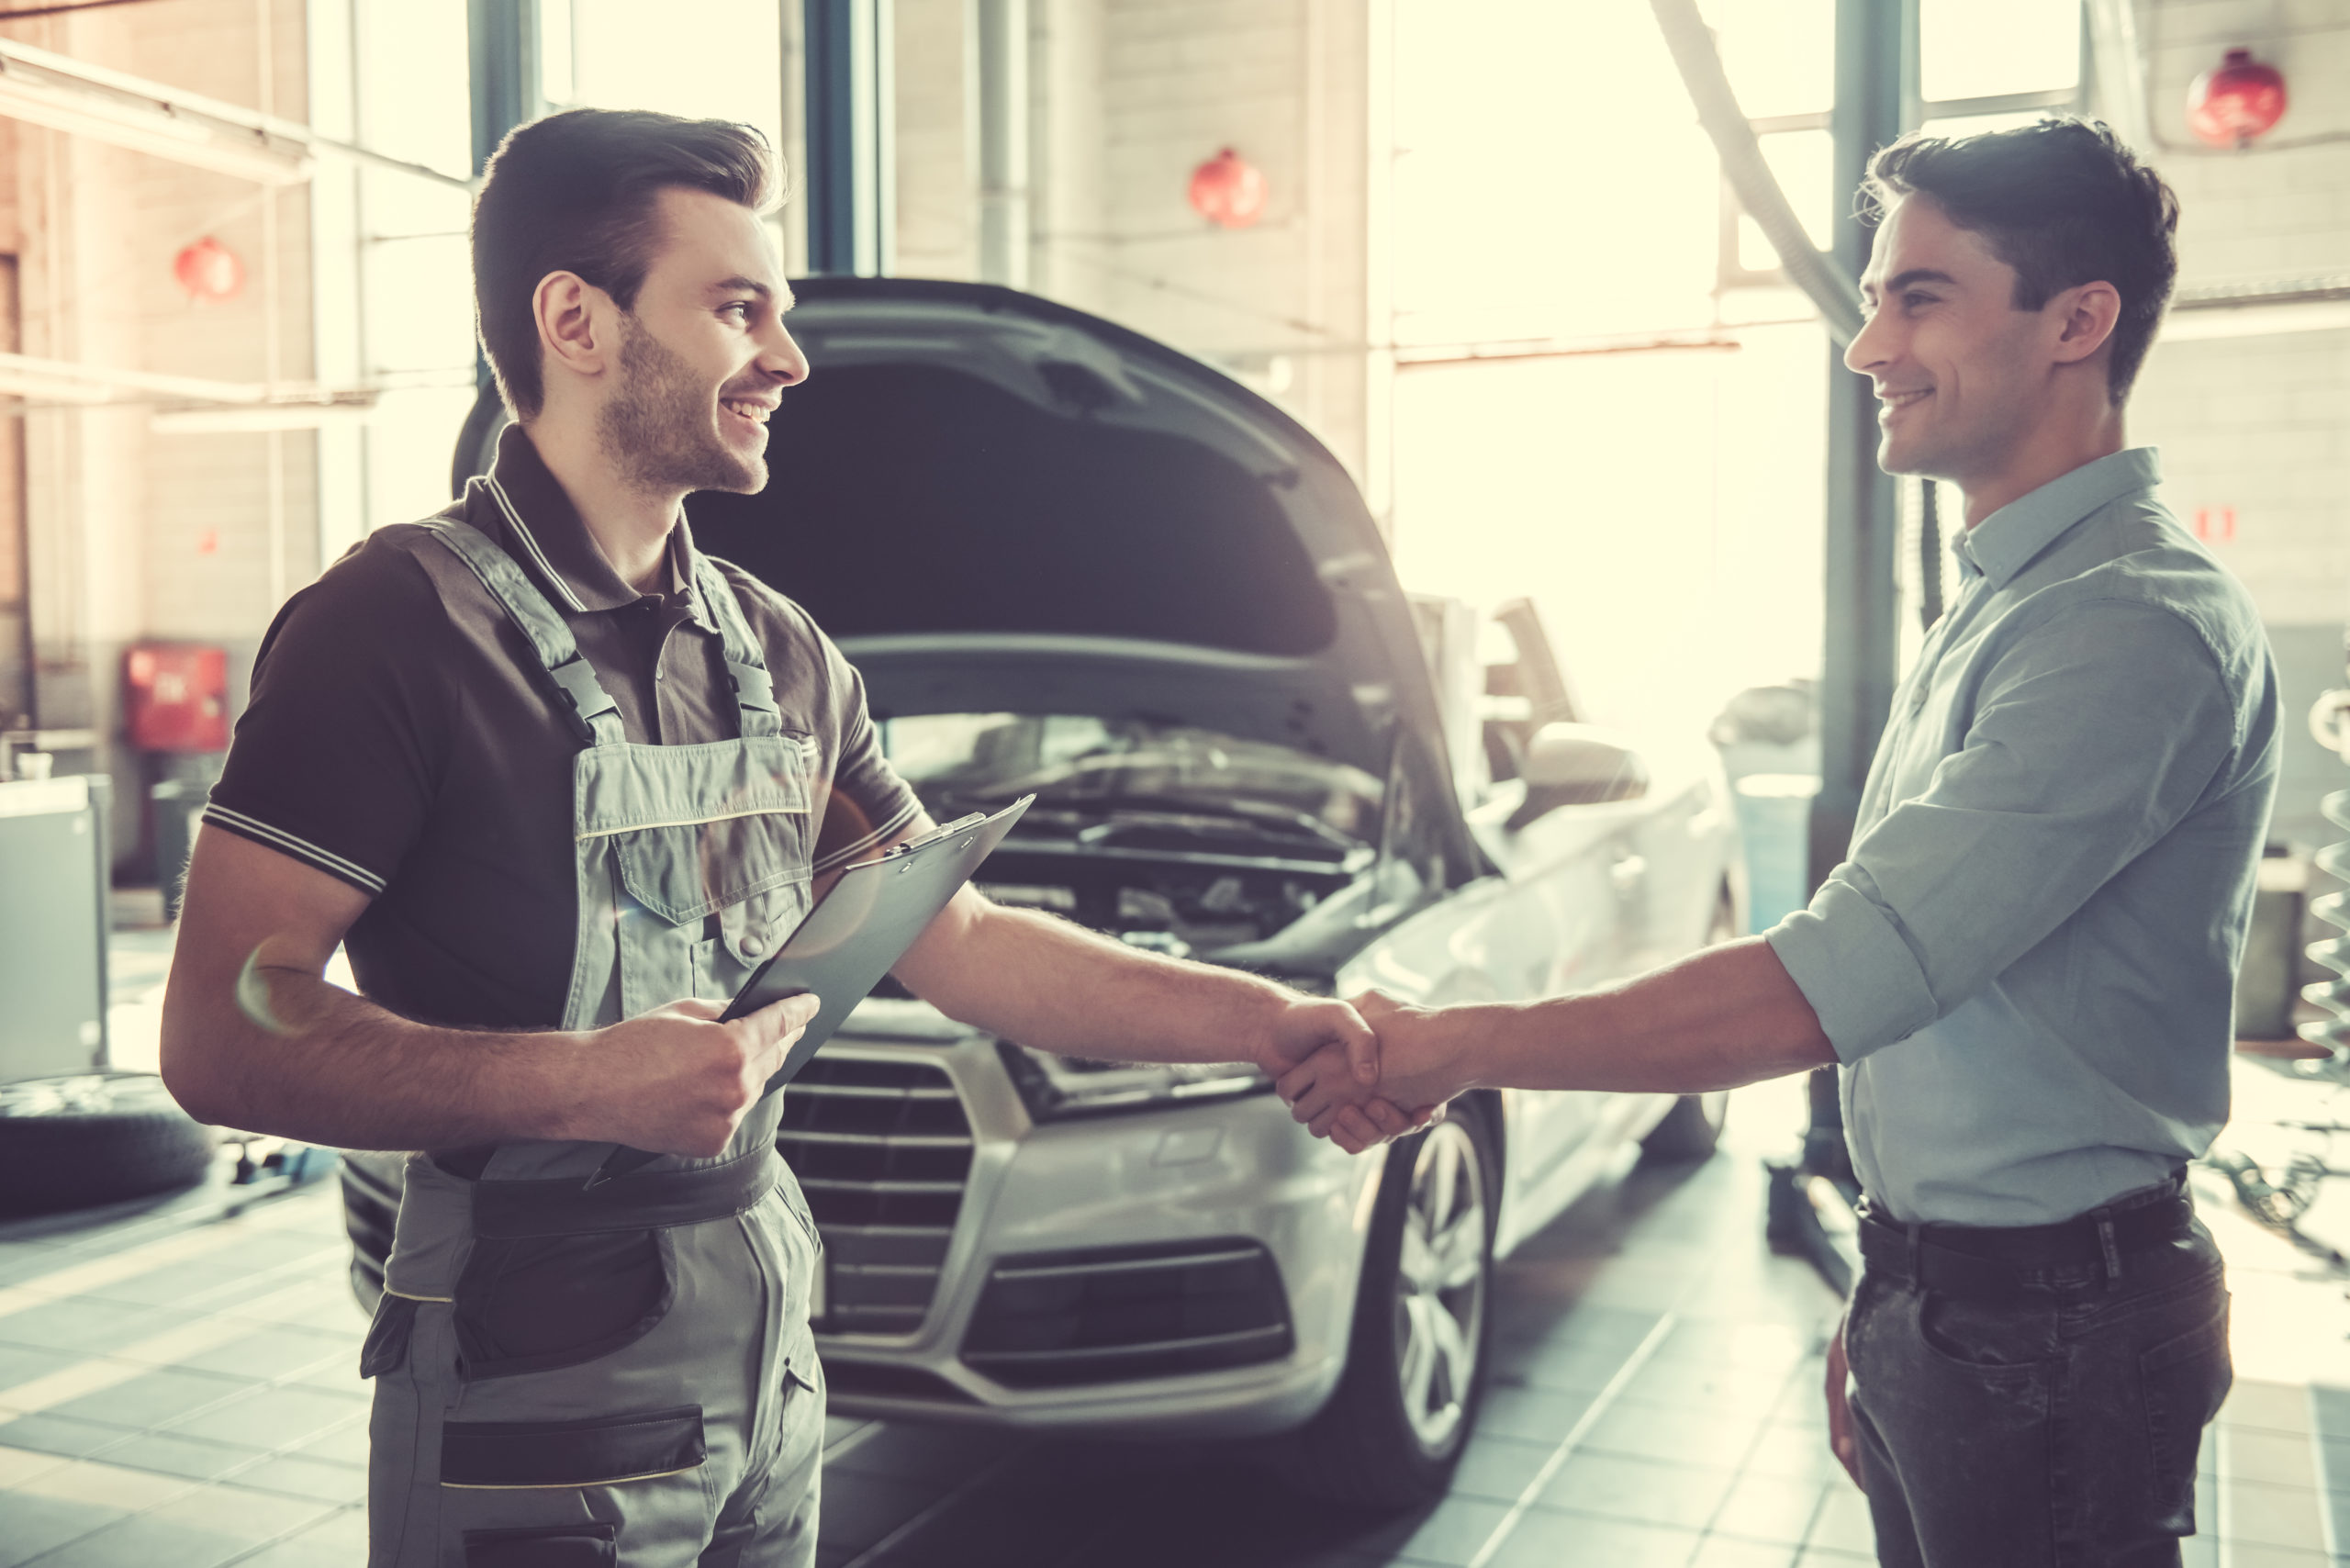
top-left (1275, 1096), bottom-right (1498, 1511)
top-left (0, 1074), bottom-right (216, 1217)
top-left (340, 1147), bottom-right (403, 1311)
top-left (1640, 1091), bottom-right (1729, 1161)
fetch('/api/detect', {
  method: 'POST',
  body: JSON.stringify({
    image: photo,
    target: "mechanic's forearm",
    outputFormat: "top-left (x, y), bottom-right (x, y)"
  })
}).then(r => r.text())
top-left (900, 898), bottom-right (1288, 1063)
top-left (1461, 937), bottom-right (1835, 1094)
top-left (162, 960), bottom-right (585, 1150)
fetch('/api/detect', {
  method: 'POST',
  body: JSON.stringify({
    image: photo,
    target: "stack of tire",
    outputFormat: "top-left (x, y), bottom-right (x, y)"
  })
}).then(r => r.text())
top-left (0, 1073), bottom-right (216, 1218)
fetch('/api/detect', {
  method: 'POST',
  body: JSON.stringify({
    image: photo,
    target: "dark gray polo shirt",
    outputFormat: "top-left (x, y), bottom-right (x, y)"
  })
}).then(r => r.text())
top-left (206, 423), bottom-right (922, 1033)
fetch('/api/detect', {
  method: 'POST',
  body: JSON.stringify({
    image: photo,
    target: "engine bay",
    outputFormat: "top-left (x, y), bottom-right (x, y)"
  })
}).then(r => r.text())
top-left (975, 841), bottom-right (1365, 959)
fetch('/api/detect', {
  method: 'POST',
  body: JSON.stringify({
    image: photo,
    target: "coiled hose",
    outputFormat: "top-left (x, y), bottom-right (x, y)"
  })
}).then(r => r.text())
top-left (2305, 787), bottom-right (2350, 1063)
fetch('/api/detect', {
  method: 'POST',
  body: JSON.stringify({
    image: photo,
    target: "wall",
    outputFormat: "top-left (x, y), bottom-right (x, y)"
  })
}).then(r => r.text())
top-left (2124, 0), bottom-right (2350, 851)
top-left (895, 0), bottom-right (1384, 507)
top-left (4, 0), bottom-right (318, 870)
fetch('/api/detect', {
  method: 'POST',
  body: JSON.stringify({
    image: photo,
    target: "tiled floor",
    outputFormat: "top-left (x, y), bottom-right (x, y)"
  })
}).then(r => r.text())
top-left (6, 937), bottom-right (2348, 1565)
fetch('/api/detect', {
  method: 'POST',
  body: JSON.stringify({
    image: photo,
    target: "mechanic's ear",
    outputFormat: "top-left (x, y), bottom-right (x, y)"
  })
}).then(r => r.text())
top-left (536, 270), bottom-right (613, 383)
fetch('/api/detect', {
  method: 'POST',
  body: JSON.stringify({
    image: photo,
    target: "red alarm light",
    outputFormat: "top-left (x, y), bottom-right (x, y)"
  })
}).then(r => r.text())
top-left (173, 236), bottom-right (244, 303)
top-left (1188, 148), bottom-right (1268, 230)
top-left (2188, 49), bottom-right (2287, 149)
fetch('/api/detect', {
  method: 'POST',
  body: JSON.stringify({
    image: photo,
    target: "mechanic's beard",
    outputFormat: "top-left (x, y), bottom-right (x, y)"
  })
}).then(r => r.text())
top-left (598, 313), bottom-right (767, 497)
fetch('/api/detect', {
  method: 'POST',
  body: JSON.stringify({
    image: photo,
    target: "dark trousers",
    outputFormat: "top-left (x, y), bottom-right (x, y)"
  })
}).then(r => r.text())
top-left (1845, 1182), bottom-right (2232, 1568)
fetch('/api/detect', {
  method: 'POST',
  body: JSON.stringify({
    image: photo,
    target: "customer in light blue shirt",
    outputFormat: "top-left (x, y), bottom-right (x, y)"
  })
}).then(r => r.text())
top-left (1283, 118), bottom-right (2272, 1566)
top-left (1776, 440), bottom-right (2277, 1233)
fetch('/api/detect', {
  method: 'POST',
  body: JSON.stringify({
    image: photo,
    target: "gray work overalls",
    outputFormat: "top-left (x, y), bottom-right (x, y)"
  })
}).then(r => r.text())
top-left (359, 518), bottom-right (827, 1568)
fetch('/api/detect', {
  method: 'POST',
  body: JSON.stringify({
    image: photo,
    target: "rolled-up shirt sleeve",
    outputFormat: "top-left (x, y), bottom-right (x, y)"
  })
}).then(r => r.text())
top-left (809, 630), bottom-right (923, 874)
top-left (1767, 598), bottom-right (2241, 1062)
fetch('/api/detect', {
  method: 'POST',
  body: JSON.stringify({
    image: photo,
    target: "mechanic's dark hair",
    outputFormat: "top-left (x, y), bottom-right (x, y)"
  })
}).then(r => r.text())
top-left (472, 108), bottom-right (778, 419)
top-left (1862, 118), bottom-right (2179, 403)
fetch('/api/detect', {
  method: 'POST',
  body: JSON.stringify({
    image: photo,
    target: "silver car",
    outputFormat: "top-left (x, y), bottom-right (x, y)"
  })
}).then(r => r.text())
top-left (350, 279), bottom-right (1742, 1507)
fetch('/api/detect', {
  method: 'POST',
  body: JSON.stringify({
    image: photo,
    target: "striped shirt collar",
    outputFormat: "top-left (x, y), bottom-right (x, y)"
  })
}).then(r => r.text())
top-left (1952, 446), bottom-right (2163, 588)
top-left (475, 422), bottom-right (709, 623)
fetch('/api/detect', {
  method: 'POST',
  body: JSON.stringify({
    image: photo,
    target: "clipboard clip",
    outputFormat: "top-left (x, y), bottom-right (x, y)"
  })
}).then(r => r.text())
top-left (885, 812), bottom-right (987, 857)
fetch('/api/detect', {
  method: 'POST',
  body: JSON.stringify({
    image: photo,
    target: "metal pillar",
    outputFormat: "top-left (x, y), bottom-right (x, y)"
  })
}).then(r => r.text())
top-left (972, 0), bottom-right (1028, 288)
top-left (1811, 0), bottom-right (1905, 902)
top-left (805, 0), bottom-right (895, 276)
top-left (1790, 0), bottom-right (1907, 1201)
top-left (468, 0), bottom-right (537, 180)
top-left (456, 0), bottom-right (536, 490)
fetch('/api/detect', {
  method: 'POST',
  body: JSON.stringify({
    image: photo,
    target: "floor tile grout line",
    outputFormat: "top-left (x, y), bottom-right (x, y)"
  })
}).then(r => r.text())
top-left (1686, 1338), bottom-right (1838, 1563)
top-left (5, 1401), bottom-right (372, 1568)
top-left (0, 1242), bottom-right (363, 1424)
top-left (2311, 1384), bottom-right (2344, 1562)
top-left (0, 1224), bottom-right (267, 1322)
top-left (1462, 1307), bottom-right (1682, 1568)
top-left (822, 1418), bottom-right (890, 1465)
top-left (0, 1341), bottom-right (367, 1493)
top-left (0, 1167), bottom-right (341, 1270)
top-left (0, 1237), bottom-right (358, 1366)
top-left (834, 1443), bottom-right (1036, 1568)
top-left (208, 1500), bottom-right (366, 1568)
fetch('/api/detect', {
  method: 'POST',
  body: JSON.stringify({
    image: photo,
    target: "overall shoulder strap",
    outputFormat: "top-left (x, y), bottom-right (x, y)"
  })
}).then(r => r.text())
top-left (690, 554), bottom-right (784, 739)
top-left (423, 518), bottom-right (625, 748)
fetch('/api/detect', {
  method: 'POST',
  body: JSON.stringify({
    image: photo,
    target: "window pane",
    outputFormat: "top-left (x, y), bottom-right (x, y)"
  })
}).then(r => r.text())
top-left (1921, 0), bottom-right (2079, 104)
top-left (1737, 128), bottom-right (1834, 272)
top-left (1393, 0), bottom-right (1718, 343)
top-left (1919, 109), bottom-right (2063, 140)
top-left (540, 0), bottom-right (576, 106)
top-left (568, 0), bottom-right (784, 152)
top-left (1704, 0), bottom-right (1834, 120)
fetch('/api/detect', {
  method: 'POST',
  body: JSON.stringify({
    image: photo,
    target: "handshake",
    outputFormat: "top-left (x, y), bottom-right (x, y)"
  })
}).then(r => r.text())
top-left (1256, 990), bottom-right (1488, 1155)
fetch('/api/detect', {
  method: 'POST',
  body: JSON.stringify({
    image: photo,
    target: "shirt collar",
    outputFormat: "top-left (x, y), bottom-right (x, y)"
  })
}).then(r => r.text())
top-left (475, 423), bottom-right (707, 620)
top-left (1951, 447), bottom-right (2162, 588)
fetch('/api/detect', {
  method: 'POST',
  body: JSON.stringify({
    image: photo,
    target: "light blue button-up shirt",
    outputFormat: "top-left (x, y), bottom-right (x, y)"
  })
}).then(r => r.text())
top-left (1766, 448), bottom-right (2279, 1226)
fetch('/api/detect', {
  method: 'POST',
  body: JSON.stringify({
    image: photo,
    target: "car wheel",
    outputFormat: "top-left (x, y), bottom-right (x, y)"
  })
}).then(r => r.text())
top-left (340, 1147), bottom-right (403, 1311)
top-left (1640, 1090), bottom-right (1729, 1160)
top-left (0, 1074), bottom-right (216, 1217)
top-left (1277, 1097), bottom-right (1497, 1510)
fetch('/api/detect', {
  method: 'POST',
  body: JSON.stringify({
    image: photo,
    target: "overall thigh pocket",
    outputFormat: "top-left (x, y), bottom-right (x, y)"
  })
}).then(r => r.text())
top-left (453, 1229), bottom-right (674, 1381)
top-left (441, 1406), bottom-right (706, 1490)
top-left (2143, 1294), bottom-right (2232, 1533)
top-left (462, 1522), bottom-right (617, 1567)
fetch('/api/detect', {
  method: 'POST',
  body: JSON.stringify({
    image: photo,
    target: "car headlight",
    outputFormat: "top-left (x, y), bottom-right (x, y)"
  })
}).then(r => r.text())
top-left (995, 1040), bottom-right (1273, 1122)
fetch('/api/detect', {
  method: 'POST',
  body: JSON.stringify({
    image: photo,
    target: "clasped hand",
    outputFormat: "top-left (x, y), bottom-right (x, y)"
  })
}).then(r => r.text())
top-left (1269, 990), bottom-right (1479, 1153)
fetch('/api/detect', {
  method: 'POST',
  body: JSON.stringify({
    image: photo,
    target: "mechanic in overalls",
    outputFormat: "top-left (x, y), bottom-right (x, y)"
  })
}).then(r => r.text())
top-left (160, 108), bottom-right (1384, 1568)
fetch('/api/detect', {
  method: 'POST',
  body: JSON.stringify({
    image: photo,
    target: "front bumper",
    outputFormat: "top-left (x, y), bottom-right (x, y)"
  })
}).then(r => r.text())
top-left (802, 1031), bottom-right (1382, 1439)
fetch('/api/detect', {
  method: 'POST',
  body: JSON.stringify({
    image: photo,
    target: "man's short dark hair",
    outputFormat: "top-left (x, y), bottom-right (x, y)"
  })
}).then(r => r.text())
top-left (1862, 118), bottom-right (2179, 403)
top-left (472, 108), bottom-right (778, 419)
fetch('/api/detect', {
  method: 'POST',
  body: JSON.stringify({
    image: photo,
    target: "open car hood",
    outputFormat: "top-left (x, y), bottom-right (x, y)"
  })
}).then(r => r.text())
top-left (682, 279), bottom-right (1437, 778)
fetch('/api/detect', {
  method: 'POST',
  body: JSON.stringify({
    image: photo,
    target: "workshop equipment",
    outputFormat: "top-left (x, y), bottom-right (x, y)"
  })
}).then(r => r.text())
top-left (0, 773), bottom-right (111, 1082)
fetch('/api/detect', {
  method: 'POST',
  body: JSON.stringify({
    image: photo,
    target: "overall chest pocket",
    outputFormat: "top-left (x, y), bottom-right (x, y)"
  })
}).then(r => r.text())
top-left (579, 736), bottom-right (821, 1015)
top-left (611, 810), bottom-right (813, 960)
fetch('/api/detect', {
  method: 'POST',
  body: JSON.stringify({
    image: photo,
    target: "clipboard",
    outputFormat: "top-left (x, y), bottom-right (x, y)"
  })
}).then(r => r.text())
top-left (726, 794), bottom-right (1033, 1094)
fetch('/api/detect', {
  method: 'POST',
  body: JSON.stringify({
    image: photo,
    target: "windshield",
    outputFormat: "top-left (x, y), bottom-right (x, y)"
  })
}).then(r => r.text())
top-left (880, 713), bottom-right (1384, 845)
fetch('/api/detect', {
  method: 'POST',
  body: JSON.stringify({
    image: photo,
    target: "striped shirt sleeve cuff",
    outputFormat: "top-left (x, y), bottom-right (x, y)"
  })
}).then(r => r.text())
top-left (811, 798), bottom-right (924, 875)
top-left (1764, 872), bottom-right (1939, 1063)
top-left (202, 804), bottom-right (388, 896)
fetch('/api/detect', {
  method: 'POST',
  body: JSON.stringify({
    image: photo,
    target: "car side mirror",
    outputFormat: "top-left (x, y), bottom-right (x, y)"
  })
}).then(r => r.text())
top-left (1507, 723), bottom-right (1648, 830)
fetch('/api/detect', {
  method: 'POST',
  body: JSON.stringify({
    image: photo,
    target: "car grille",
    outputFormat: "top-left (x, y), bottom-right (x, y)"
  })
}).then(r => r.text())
top-left (778, 1057), bottom-right (973, 1337)
top-left (960, 1238), bottom-right (1293, 1388)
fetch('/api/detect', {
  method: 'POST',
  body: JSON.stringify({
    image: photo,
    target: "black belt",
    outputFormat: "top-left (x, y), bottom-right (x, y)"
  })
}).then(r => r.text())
top-left (1855, 1173), bottom-right (2197, 1299)
top-left (471, 1146), bottom-right (780, 1238)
